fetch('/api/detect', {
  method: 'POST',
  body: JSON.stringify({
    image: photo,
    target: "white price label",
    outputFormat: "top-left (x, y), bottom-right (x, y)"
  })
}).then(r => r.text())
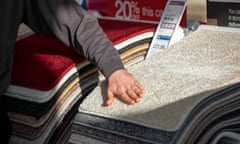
top-left (146, 0), bottom-right (186, 59)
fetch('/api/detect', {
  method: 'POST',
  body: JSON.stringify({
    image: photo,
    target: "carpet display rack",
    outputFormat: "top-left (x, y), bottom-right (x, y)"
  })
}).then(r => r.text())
top-left (4, 18), bottom-right (157, 144)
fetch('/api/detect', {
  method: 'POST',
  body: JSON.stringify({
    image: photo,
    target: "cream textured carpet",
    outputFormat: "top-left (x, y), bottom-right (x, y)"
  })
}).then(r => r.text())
top-left (72, 25), bottom-right (240, 144)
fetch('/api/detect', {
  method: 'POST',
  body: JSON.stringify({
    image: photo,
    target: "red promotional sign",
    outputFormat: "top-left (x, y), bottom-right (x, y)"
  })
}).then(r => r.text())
top-left (108, 0), bottom-right (186, 27)
top-left (108, 0), bottom-right (167, 21)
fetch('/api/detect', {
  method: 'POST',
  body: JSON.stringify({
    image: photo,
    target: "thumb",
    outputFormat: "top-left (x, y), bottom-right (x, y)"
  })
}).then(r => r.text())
top-left (106, 90), bottom-right (114, 106)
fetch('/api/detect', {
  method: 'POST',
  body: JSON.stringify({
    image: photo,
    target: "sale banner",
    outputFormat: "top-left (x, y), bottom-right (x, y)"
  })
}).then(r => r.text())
top-left (108, 0), bottom-right (167, 21)
top-left (108, 0), bottom-right (186, 27)
top-left (86, 0), bottom-right (186, 27)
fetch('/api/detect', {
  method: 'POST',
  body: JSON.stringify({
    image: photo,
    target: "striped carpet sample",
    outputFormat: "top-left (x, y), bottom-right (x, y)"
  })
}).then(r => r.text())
top-left (5, 18), bottom-right (157, 143)
top-left (72, 25), bottom-right (240, 144)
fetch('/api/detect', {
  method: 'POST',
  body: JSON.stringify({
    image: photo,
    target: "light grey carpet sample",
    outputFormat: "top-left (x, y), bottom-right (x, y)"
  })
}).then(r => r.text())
top-left (79, 26), bottom-right (240, 131)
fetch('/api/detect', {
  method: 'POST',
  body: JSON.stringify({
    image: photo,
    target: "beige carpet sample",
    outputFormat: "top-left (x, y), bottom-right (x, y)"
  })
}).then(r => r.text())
top-left (73, 25), bottom-right (240, 144)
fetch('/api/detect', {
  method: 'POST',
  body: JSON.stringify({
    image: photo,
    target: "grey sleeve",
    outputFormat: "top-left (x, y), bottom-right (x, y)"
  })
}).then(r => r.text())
top-left (23, 0), bottom-right (124, 78)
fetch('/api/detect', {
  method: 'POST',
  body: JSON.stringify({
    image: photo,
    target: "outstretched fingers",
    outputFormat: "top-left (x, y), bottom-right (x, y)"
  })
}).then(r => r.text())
top-left (126, 88), bottom-right (141, 103)
top-left (106, 69), bottom-right (145, 106)
top-left (132, 81), bottom-right (144, 97)
top-left (107, 84), bottom-right (144, 105)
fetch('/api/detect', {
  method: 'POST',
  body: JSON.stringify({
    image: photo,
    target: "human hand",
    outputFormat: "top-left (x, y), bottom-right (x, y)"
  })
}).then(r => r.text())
top-left (106, 69), bottom-right (144, 105)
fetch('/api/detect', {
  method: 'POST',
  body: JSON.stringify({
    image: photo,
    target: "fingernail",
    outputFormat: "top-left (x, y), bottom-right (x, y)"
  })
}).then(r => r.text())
top-left (130, 101), bottom-right (135, 104)
top-left (135, 98), bottom-right (140, 103)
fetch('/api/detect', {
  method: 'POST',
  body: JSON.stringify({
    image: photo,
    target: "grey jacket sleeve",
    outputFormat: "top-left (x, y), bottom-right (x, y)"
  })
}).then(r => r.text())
top-left (22, 0), bottom-right (124, 78)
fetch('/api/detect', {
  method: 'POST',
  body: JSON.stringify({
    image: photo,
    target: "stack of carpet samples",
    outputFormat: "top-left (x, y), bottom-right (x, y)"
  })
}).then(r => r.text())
top-left (3, 18), bottom-right (157, 143)
top-left (68, 25), bottom-right (240, 144)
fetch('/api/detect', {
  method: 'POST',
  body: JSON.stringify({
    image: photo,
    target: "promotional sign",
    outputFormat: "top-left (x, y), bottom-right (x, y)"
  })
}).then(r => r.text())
top-left (108, 0), bottom-right (186, 26)
top-left (207, 0), bottom-right (240, 28)
top-left (108, 0), bottom-right (167, 21)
